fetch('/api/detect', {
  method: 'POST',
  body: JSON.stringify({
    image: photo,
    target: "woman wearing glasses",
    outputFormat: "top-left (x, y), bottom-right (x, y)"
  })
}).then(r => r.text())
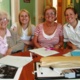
top-left (63, 7), bottom-right (80, 50)
top-left (0, 10), bottom-right (24, 58)
top-left (33, 6), bottom-right (63, 49)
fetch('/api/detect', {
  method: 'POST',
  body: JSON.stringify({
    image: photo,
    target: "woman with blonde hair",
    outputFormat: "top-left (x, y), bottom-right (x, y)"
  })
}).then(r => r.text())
top-left (11, 9), bottom-right (35, 50)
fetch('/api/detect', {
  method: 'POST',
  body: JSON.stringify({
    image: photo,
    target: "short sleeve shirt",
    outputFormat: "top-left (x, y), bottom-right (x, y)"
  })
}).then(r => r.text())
top-left (63, 20), bottom-right (80, 48)
top-left (35, 23), bottom-right (63, 48)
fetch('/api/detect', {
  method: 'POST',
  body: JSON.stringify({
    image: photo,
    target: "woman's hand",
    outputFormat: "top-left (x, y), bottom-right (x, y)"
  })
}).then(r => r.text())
top-left (22, 40), bottom-right (30, 45)
top-left (67, 42), bottom-right (77, 50)
top-left (54, 44), bottom-right (61, 49)
top-left (12, 26), bottom-right (17, 32)
top-left (72, 45), bottom-right (77, 50)
top-left (4, 48), bottom-right (12, 56)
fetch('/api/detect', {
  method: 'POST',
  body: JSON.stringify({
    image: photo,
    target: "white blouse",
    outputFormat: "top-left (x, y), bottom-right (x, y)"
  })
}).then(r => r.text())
top-left (11, 22), bottom-right (36, 41)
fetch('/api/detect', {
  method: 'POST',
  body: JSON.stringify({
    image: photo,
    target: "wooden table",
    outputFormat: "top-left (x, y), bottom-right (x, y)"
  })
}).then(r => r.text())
top-left (13, 49), bottom-right (71, 80)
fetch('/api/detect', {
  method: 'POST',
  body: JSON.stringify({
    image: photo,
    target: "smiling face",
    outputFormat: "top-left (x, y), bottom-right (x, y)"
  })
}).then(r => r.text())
top-left (19, 11), bottom-right (30, 25)
top-left (0, 14), bottom-right (9, 30)
top-left (65, 8), bottom-right (78, 24)
top-left (44, 7), bottom-right (56, 23)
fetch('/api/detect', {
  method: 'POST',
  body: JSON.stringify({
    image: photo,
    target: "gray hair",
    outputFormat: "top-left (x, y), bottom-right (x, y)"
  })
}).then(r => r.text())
top-left (0, 10), bottom-right (10, 21)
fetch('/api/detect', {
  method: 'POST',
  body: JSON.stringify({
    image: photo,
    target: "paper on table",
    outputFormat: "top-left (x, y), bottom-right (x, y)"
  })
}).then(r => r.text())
top-left (0, 55), bottom-right (32, 67)
top-left (40, 56), bottom-right (80, 68)
top-left (36, 62), bottom-right (63, 77)
top-left (63, 49), bottom-right (80, 56)
top-left (29, 48), bottom-right (59, 57)
top-left (36, 62), bottom-right (80, 78)
top-left (63, 52), bottom-right (71, 56)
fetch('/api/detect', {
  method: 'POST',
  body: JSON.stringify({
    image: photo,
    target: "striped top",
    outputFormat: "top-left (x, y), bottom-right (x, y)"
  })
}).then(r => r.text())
top-left (35, 23), bottom-right (63, 48)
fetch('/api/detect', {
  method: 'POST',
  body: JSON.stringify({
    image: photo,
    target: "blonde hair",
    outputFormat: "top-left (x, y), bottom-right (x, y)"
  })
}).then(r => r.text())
top-left (44, 6), bottom-right (56, 16)
top-left (0, 10), bottom-right (10, 21)
top-left (17, 9), bottom-right (32, 36)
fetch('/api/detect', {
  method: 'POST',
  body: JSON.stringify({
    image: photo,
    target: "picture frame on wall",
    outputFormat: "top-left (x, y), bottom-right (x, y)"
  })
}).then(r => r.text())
top-left (24, 0), bottom-right (30, 3)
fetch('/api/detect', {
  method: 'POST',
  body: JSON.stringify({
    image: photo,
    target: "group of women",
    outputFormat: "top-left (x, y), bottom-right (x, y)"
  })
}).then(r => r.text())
top-left (0, 6), bottom-right (80, 58)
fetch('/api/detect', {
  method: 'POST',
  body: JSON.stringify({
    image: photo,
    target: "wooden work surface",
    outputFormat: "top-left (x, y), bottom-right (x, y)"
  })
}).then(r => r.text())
top-left (12, 49), bottom-right (71, 80)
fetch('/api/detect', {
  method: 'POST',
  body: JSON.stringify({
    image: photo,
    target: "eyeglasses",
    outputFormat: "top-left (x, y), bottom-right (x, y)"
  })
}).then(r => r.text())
top-left (45, 12), bottom-right (55, 16)
top-left (0, 18), bottom-right (7, 22)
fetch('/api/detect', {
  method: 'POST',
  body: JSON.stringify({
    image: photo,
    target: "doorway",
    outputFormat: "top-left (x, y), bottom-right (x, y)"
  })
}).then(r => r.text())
top-left (52, 0), bottom-right (57, 22)
top-left (52, 0), bottom-right (57, 11)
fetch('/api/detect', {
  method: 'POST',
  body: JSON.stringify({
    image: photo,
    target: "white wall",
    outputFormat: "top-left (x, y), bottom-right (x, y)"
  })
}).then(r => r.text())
top-left (35, 0), bottom-right (45, 25)
top-left (11, 0), bottom-right (20, 24)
